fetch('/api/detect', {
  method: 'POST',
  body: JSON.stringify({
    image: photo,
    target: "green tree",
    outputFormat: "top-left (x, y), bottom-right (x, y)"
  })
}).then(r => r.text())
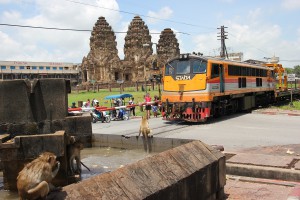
top-left (294, 65), bottom-right (300, 76)
top-left (285, 68), bottom-right (294, 74)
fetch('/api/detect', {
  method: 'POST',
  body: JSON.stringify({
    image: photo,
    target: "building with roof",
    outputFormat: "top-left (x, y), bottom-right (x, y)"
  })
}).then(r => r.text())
top-left (0, 61), bottom-right (80, 84)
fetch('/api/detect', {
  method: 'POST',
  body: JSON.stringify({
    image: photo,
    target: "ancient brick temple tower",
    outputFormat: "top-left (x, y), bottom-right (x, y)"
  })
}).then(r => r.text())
top-left (157, 28), bottom-right (180, 67)
top-left (81, 16), bottom-right (120, 83)
top-left (81, 16), bottom-right (180, 84)
top-left (123, 16), bottom-right (153, 82)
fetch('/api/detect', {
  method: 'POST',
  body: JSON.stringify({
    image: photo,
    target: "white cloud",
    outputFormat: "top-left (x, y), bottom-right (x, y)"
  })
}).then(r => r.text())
top-left (0, 0), bottom-right (11, 4)
top-left (0, 0), bottom-right (121, 62)
top-left (191, 7), bottom-right (300, 67)
top-left (146, 7), bottom-right (173, 24)
top-left (0, 31), bottom-right (22, 56)
top-left (281, 0), bottom-right (300, 10)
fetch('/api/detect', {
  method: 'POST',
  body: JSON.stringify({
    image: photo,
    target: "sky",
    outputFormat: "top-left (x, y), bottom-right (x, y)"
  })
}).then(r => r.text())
top-left (0, 0), bottom-right (300, 68)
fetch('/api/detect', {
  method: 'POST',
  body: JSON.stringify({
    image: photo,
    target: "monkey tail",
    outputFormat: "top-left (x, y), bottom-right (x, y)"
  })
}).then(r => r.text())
top-left (80, 161), bottom-right (91, 171)
top-left (27, 181), bottom-right (49, 199)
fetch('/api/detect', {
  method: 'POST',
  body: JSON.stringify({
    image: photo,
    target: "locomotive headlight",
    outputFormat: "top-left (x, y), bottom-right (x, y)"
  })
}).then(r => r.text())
top-left (179, 54), bottom-right (189, 60)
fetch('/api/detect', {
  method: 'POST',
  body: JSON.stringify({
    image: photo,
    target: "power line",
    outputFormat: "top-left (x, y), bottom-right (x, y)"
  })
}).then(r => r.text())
top-left (228, 33), bottom-right (271, 55)
top-left (64, 0), bottom-right (215, 30)
top-left (0, 23), bottom-right (190, 35)
top-left (0, 23), bottom-right (90, 32)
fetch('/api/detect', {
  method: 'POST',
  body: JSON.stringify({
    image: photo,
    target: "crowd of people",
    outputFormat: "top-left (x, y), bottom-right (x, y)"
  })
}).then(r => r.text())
top-left (69, 93), bottom-right (160, 119)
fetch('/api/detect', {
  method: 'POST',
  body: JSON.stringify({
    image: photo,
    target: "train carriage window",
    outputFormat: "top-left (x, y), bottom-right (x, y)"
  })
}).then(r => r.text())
top-left (211, 64), bottom-right (219, 78)
top-left (252, 68), bottom-right (256, 76)
top-left (236, 66), bottom-right (241, 76)
top-left (263, 70), bottom-right (267, 77)
top-left (228, 65), bottom-right (234, 75)
top-left (165, 61), bottom-right (176, 75)
top-left (240, 67), bottom-right (244, 76)
top-left (177, 61), bottom-right (190, 74)
top-left (192, 59), bottom-right (207, 73)
top-left (247, 67), bottom-right (252, 76)
top-left (255, 69), bottom-right (259, 76)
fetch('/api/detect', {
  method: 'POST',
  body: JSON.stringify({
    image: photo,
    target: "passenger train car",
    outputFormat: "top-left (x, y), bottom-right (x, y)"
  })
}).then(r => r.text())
top-left (161, 54), bottom-right (276, 122)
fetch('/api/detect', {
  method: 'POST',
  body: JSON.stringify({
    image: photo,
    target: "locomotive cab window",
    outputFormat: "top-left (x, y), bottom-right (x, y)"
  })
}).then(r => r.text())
top-left (192, 59), bottom-right (207, 74)
top-left (165, 61), bottom-right (176, 75)
top-left (177, 61), bottom-right (190, 74)
top-left (211, 64), bottom-right (219, 78)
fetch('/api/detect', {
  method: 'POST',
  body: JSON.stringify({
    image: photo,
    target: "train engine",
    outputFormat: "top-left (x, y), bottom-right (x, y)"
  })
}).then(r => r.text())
top-left (161, 54), bottom-right (276, 122)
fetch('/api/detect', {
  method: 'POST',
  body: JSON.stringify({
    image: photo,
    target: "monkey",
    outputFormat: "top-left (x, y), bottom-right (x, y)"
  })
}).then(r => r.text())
top-left (138, 115), bottom-right (152, 142)
top-left (68, 141), bottom-right (90, 174)
top-left (138, 115), bottom-right (153, 152)
top-left (138, 115), bottom-right (152, 138)
top-left (17, 152), bottom-right (60, 200)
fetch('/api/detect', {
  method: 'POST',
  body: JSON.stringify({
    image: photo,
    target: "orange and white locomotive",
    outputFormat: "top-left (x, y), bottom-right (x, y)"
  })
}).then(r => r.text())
top-left (161, 54), bottom-right (276, 122)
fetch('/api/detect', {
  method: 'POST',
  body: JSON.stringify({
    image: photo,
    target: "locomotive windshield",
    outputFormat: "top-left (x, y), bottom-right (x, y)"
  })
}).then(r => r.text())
top-left (177, 61), bottom-right (190, 74)
top-left (165, 59), bottom-right (207, 75)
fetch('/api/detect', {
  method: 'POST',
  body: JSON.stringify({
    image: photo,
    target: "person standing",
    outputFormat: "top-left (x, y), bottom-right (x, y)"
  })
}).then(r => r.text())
top-left (86, 99), bottom-right (91, 107)
top-left (144, 93), bottom-right (152, 119)
top-left (71, 102), bottom-right (77, 108)
top-left (152, 95), bottom-right (159, 117)
top-left (129, 97), bottom-right (135, 116)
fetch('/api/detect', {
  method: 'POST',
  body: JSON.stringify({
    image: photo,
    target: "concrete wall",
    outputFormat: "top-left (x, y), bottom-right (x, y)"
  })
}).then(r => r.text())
top-left (0, 80), bottom-right (34, 123)
top-left (49, 140), bottom-right (226, 200)
top-left (0, 79), bottom-right (92, 188)
top-left (0, 79), bottom-right (70, 135)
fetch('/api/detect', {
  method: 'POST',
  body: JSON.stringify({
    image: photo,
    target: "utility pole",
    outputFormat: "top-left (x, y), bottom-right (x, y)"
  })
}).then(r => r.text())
top-left (217, 26), bottom-right (229, 59)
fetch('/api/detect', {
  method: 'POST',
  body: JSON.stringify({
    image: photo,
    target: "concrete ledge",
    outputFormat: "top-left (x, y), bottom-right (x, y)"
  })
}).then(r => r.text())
top-left (92, 134), bottom-right (194, 152)
top-left (226, 163), bottom-right (300, 182)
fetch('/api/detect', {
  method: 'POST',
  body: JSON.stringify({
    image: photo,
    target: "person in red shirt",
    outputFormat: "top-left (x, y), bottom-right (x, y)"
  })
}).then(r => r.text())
top-left (144, 93), bottom-right (152, 119)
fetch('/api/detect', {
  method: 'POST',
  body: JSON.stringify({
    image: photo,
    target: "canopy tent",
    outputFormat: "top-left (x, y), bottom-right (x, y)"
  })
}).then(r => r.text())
top-left (104, 93), bottom-right (133, 100)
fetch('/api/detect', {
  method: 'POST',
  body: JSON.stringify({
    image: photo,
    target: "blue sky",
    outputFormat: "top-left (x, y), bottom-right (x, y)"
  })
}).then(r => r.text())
top-left (0, 0), bottom-right (300, 68)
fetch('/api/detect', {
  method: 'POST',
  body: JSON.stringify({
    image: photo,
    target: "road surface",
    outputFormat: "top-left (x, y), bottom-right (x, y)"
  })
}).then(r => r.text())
top-left (92, 112), bottom-right (300, 152)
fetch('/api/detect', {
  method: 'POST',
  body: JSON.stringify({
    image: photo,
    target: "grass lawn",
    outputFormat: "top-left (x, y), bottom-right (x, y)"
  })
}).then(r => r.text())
top-left (68, 87), bottom-right (161, 116)
top-left (273, 100), bottom-right (300, 110)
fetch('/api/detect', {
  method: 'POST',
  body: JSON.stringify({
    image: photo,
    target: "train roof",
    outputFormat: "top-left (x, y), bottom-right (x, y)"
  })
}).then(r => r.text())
top-left (168, 54), bottom-right (273, 70)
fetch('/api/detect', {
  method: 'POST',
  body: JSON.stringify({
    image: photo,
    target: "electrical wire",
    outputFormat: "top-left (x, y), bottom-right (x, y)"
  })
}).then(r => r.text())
top-left (63, 0), bottom-right (216, 30)
top-left (228, 33), bottom-right (272, 55)
top-left (0, 23), bottom-right (190, 35)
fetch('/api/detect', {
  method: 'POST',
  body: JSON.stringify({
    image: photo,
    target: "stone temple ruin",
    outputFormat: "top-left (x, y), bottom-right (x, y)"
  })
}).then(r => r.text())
top-left (157, 28), bottom-right (180, 67)
top-left (82, 17), bottom-right (120, 83)
top-left (81, 16), bottom-right (180, 84)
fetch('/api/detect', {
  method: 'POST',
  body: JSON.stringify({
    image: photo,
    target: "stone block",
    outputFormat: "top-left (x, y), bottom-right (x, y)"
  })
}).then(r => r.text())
top-left (0, 131), bottom-right (69, 190)
top-left (64, 116), bottom-right (92, 147)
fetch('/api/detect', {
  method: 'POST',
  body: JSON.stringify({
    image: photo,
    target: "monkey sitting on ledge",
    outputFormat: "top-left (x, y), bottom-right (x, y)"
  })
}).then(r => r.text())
top-left (138, 115), bottom-right (152, 139)
top-left (17, 152), bottom-right (60, 200)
